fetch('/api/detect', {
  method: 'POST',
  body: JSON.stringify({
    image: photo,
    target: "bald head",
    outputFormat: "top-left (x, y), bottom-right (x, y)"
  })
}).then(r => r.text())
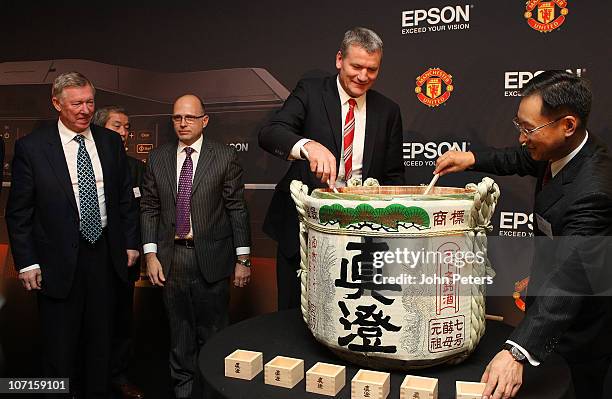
top-left (172, 93), bottom-right (209, 145)
top-left (174, 94), bottom-right (205, 114)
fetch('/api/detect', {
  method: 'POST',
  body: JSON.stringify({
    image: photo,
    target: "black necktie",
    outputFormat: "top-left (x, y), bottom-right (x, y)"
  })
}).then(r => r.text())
top-left (542, 162), bottom-right (552, 187)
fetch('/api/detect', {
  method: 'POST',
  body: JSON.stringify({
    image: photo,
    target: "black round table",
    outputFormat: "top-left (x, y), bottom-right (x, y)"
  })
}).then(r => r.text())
top-left (200, 309), bottom-right (572, 399)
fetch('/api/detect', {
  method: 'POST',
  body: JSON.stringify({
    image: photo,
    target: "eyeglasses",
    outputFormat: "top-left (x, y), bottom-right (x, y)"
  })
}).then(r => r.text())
top-left (512, 115), bottom-right (567, 136)
top-left (171, 114), bottom-right (206, 124)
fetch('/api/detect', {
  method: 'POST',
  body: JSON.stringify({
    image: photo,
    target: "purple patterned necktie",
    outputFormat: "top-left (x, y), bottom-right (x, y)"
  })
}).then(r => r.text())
top-left (176, 147), bottom-right (195, 238)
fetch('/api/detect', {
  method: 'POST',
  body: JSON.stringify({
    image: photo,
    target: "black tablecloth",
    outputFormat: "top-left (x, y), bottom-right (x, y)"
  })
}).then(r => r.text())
top-left (200, 309), bottom-right (572, 399)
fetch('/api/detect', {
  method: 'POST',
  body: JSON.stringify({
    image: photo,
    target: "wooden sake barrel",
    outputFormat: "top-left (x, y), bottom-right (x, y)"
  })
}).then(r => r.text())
top-left (290, 179), bottom-right (499, 370)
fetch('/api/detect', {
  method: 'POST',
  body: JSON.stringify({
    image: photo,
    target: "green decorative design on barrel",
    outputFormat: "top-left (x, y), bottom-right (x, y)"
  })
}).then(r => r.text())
top-left (319, 203), bottom-right (430, 229)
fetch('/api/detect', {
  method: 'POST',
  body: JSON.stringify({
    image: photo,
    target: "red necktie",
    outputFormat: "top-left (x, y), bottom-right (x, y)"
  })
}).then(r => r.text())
top-left (542, 162), bottom-right (552, 187)
top-left (343, 99), bottom-right (357, 180)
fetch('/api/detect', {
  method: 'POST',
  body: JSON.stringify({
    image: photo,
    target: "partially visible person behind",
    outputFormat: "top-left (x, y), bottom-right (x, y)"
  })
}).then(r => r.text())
top-left (0, 137), bottom-right (4, 376)
top-left (93, 106), bottom-right (145, 399)
top-left (0, 286), bottom-right (3, 375)
top-left (6, 72), bottom-right (140, 398)
top-left (435, 70), bottom-right (612, 399)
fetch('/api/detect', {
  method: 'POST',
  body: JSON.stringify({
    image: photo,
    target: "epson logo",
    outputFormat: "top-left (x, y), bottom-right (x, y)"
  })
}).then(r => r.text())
top-left (402, 5), bottom-right (470, 26)
top-left (403, 141), bottom-right (469, 167)
top-left (504, 69), bottom-right (585, 97)
top-left (401, 5), bottom-right (472, 35)
top-left (228, 142), bottom-right (249, 152)
top-left (499, 212), bottom-right (534, 237)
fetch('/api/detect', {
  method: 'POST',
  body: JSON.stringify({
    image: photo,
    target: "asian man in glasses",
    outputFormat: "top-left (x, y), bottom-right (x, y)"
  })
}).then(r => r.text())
top-left (435, 70), bottom-right (612, 399)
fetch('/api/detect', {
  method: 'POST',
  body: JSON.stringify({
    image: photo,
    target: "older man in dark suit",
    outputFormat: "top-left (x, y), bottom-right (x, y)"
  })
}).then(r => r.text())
top-left (435, 70), bottom-right (612, 399)
top-left (258, 27), bottom-right (405, 310)
top-left (140, 94), bottom-right (251, 399)
top-left (6, 72), bottom-right (140, 398)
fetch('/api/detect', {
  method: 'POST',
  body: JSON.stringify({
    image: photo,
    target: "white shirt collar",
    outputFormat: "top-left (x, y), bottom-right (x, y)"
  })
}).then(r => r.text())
top-left (551, 131), bottom-right (589, 177)
top-left (336, 76), bottom-right (366, 109)
top-left (58, 119), bottom-right (93, 145)
top-left (177, 134), bottom-right (204, 154)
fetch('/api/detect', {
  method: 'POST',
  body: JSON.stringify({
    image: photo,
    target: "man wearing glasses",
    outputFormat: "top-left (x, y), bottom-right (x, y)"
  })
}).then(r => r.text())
top-left (435, 70), bottom-right (612, 399)
top-left (140, 94), bottom-right (251, 399)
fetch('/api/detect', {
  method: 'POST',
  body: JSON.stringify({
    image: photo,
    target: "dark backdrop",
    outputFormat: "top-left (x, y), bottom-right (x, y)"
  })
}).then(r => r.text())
top-left (1, 0), bottom-right (610, 396)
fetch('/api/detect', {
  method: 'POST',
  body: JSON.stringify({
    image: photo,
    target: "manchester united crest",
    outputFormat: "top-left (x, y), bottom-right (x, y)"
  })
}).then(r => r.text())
top-left (415, 68), bottom-right (453, 107)
top-left (524, 0), bottom-right (569, 32)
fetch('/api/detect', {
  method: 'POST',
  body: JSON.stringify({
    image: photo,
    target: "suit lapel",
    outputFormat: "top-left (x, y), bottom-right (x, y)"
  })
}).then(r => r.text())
top-left (362, 94), bottom-right (379, 178)
top-left (534, 176), bottom-right (563, 216)
top-left (191, 138), bottom-right (214, 195)
top-left (322, 77), bottom-right (342, 156)
top-left (164, 142), bottom-right (178, 201)
top-left (534, 136), bottom-right (593, 215)
top-left (43, 125), bottom-right (78, 212)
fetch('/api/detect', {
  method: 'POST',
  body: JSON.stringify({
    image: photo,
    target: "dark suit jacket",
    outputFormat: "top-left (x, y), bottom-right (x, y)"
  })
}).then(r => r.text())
top-left (140, 138), bottom-right (251, 283)
top-left (0, 138), bottom-right (4, 183)
top-left (127, 155), bottom-right (146, 282)
top-left (6, 123), bottom-right (141, 299)
top-left (259, 75), bottom-right (405, 258)
top-left (473, 134), bottom-right (612, 361)
top-left (0, 139), bottom-right (4, 375)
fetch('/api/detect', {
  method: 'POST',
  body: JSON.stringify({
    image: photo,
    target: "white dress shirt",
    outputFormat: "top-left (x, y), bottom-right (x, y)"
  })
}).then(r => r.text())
top-left (551, 131), bottom-right (588, 178)
top-left (20, 119), bottom-right (107, 273)
top-left (142, 135), bottom-right (249, 256)
top-left (506, 131), bottom-right (590, 366)
top-left (289, 76), bottom-right (367, 186)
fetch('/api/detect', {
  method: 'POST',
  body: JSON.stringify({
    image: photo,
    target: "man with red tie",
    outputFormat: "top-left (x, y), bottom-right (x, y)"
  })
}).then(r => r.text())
top-left (259, 27), bottom-right (405, 310)
top-left (140, 94), bottom-right (251, 399)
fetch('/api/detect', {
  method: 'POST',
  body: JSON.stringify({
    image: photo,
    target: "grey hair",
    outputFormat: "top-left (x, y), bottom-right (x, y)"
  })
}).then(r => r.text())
top-left (340, 27), bottom-right (383, 56)
top-left (92, 105), bottom-right (127, 127)
top-left (52, 71), bottom-right (96, 99)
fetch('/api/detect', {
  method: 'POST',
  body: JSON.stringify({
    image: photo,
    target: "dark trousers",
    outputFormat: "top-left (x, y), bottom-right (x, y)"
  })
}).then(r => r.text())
top-left (38, 233), bottom-right (117, 399)
top-left (276, 248), bottom-right (301, 310)
top-left (111, 279), bottom-right (135, 385)
top-left (163, 245), bottom-right (229, 399)
top-left (568, 354), bottom-right (611, 399)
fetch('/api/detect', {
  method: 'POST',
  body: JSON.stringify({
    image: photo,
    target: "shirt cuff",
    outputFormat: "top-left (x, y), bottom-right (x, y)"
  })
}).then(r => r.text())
top-left (288, 138), bottom-right (312, 160)
top-left (19, 264), bottom-right (41, 273)
top-left (143, 243), bottom-right (158, 254)
top-left (506, 340), bottom-right (540, 366)
top-left (236, 247), bottom-right (250, 256)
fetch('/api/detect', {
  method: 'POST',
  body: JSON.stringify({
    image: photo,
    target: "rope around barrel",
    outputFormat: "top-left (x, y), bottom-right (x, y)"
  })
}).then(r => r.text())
top-left (290, 180), bottom-right (310, 322)
top-left (447, 177), bottom-right (500, 363)
top-left (290, 178), bottom-right (500, 366)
